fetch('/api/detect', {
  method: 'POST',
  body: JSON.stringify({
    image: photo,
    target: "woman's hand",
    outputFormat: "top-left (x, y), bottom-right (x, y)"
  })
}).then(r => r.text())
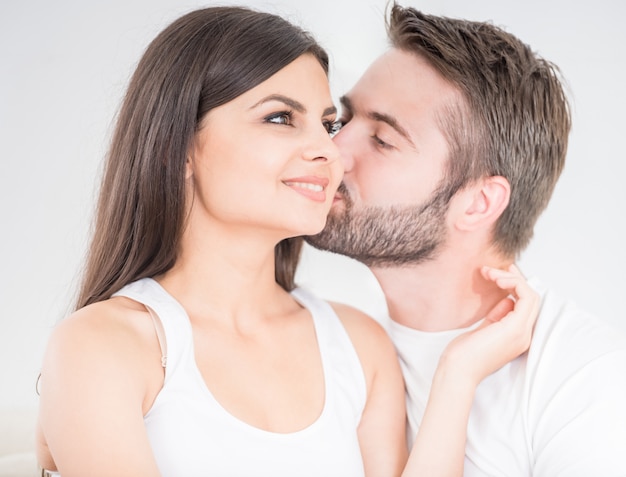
top-left (440, 264), bottom-right (540, 386)
top-left (402, 264), bottom-right (539, 477)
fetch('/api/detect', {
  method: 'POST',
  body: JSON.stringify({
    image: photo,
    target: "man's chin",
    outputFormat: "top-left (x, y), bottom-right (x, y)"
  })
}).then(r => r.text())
top-left (304, 215), bottom-right (344, 251)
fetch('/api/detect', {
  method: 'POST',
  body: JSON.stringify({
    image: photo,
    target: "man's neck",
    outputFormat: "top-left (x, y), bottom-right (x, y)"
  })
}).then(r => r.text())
top-left (371, 253), bottom-right (512, 332)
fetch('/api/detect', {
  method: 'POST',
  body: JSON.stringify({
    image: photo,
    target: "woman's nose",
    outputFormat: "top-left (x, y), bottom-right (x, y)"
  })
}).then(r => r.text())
top-left (302, 125), bottom-right (342, 164)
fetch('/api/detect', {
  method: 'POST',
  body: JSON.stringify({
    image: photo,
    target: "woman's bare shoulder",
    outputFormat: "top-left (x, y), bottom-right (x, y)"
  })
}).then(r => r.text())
top-left (51, 296), bottom-right (151, 341)
top-left (327, 302), bottom-right (397, 380)
top-left (38, 296), bottom-right (163, 475)
top-left (328, 302), bottom-right (390, 345)
top-left (43, 296), bottom-right (158, 378)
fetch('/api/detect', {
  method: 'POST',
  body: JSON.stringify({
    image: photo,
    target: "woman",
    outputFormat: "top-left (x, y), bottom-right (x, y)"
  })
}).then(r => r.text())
top-left (36, 6), bottom-right (537, 476)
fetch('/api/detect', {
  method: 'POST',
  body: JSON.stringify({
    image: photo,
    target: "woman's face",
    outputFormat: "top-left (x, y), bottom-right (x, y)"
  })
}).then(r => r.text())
top-left (187, 54), bottom-right (342, 240)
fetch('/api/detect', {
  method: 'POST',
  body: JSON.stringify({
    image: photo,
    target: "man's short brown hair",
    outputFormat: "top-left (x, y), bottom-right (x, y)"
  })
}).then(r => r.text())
top-left (388, 4), bottom-right (571, 257)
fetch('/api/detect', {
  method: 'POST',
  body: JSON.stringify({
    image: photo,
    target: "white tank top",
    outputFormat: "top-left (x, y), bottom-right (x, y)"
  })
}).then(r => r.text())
top-left (113, 278), bottom-right (367, 477)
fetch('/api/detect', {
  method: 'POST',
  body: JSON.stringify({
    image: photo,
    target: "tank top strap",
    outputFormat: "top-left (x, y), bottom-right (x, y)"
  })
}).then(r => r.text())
top-left (113, 278), bottom-right (193, 380)
top-left (290, 287), bottom-right (367, 423)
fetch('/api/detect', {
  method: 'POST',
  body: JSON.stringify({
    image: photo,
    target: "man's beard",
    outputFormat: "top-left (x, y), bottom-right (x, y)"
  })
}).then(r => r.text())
top-left (305, 182), bottom-right (452, 268)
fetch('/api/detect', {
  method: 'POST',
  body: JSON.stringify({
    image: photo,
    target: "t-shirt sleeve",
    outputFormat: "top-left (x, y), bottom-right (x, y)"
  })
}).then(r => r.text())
top-left (531, 348), bottom-right (626, 476)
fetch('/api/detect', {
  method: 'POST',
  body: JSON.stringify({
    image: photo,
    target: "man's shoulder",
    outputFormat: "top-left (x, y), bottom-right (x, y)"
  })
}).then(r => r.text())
top-left (530, 278), bottom-right (626, 355)
top-left (520, 280), bottom-right (626, 474)
top-left (526, 278), bottom-right (626, 389)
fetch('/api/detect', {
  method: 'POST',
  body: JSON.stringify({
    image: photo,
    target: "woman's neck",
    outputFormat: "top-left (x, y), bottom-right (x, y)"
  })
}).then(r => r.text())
top-left (157, 220), bottom-right (292, 329)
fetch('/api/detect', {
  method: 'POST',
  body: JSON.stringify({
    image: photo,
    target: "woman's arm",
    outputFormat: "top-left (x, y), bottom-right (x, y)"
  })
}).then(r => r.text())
top-left (402, 264), bottom-right (539, 476)
top-left (332, 303), bottom-right (409, 477)
top-left (37, 299), bottom-right (163, 477)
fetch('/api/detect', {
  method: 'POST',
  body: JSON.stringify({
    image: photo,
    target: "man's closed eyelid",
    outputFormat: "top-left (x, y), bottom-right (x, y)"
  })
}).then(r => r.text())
top-left (372, 135), bottom-right (393, 149)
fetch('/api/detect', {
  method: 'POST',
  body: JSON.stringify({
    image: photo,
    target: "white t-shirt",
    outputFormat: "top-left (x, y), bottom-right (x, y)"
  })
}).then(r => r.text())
top-left (389, 279), bottom-right (626, 476)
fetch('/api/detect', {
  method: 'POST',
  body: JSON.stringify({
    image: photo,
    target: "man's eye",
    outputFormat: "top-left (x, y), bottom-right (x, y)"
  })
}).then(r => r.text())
top-left (265, 111), bottom-right (293, 125)
top-left (372, 135), bottom-right (392, 149)
top-left (324, 120), bottom-right (342, 137)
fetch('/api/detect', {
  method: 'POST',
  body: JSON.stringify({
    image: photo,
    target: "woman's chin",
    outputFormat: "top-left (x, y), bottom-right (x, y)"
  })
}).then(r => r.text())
top-left (285, 220), bottom-right (327, 239)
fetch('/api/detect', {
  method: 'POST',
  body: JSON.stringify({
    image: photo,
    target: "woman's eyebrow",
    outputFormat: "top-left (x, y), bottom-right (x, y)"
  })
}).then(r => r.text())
top-left (251, 94), bottom-right (336, 117)
top-left (250, 94), bottom-right (306, 112)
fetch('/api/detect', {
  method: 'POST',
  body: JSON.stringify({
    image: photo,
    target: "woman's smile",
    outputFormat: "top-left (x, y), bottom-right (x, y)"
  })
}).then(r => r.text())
top-left (282, 176), bottom-right (330, 202)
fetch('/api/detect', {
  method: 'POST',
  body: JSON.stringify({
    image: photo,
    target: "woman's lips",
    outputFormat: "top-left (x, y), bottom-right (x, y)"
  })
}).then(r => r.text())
top-left (282, 176), bottom-right (330, 202)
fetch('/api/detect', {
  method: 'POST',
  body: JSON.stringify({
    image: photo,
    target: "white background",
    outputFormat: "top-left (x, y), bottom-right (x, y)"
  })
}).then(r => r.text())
top-left (1, 0), bottom-right (624, 415)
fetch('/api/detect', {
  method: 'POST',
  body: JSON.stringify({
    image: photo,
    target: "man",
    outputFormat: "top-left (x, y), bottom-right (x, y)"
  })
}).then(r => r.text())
top-left (307, 4), bottom-right (626, 475)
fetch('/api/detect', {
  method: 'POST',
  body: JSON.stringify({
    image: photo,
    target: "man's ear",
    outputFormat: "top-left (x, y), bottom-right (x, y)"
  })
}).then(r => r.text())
top-left (455, 176), bottom-right (510, 231)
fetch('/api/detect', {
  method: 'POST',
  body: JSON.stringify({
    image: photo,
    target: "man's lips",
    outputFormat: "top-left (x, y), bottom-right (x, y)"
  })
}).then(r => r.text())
top-left (282, 176), bottom-right (330, 203)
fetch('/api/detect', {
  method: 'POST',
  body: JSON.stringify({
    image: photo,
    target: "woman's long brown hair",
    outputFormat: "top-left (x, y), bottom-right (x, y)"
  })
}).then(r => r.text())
top-left (76, 7), bottom-right (328, 309)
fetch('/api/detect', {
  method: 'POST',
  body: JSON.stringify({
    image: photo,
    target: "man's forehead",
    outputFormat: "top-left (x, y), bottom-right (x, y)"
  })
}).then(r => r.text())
top-left (372, 48), bottom-right (452, 85)
top-left (344, 48), bottom-right (461, 116)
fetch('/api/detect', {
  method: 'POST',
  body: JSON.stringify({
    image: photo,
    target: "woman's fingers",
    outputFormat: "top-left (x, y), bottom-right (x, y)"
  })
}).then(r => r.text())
top-left (482, 264), bottom-right (539, 316)
top-left (483, 297), bottom-right (515, 324)
top-left (479, 263), bottom-right (540, 350)
top-left (443, 264), bottom-right (541, 384)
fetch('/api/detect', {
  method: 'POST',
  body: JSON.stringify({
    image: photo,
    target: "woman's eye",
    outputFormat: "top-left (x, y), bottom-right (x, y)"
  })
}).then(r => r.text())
top-left (265, 111), bottom-right (293, 125)
top-left (324, 120), bottom-right (342, 137)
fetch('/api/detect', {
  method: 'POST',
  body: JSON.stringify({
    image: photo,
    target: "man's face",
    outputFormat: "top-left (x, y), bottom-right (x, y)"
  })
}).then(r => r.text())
top-left (307, 48), bottom-right (462, 267)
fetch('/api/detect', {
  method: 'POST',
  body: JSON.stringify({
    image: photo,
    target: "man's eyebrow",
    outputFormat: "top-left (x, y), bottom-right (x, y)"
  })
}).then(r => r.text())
top-left (340, 94), bottom-right (415, 148)
top-left (251, 94), bottom-right (337, 117)
top-left (339, 95), bottom-right (353, 114)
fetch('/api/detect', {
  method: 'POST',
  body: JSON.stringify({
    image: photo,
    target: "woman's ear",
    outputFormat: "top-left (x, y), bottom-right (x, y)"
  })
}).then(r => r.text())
top-left (454, 176), bottom-right (510, 231)
top-left (185, 154), bottom-right (194, 180)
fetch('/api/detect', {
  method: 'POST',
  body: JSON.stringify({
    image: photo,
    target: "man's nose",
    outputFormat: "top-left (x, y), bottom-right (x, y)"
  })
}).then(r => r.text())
top-left (332, 126), bottom-right (355, 172)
